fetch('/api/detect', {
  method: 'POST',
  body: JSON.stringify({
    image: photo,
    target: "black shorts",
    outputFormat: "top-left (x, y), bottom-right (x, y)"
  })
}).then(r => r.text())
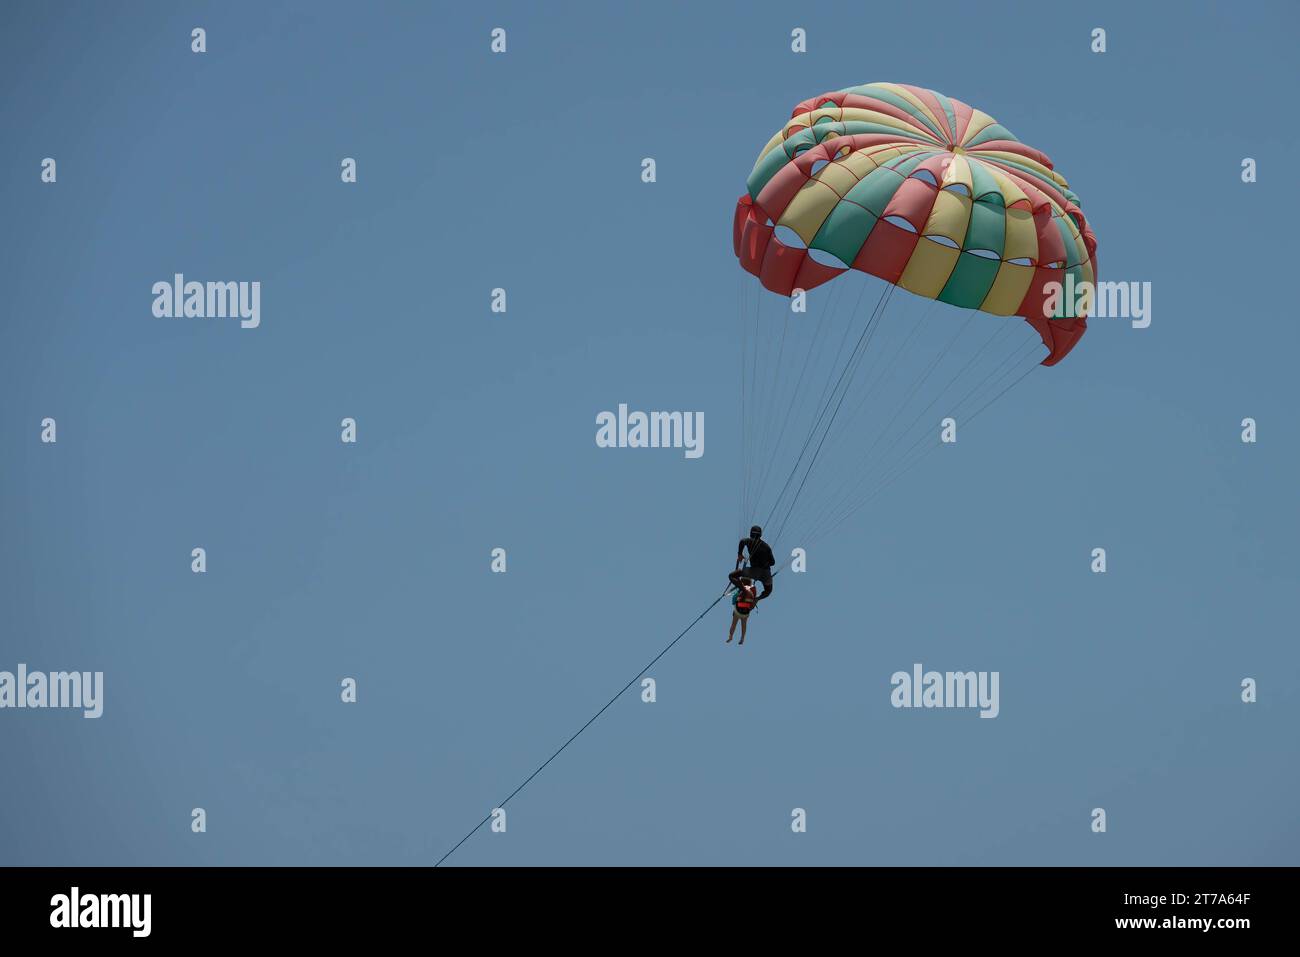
top-left (738, 566), bottom-right (773, 589)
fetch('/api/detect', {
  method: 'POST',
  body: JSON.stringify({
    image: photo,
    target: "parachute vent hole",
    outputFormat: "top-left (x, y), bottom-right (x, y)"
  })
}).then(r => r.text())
top-left (966, 248), bottom-right (1001, 260)
top-left (772, 225), bottom-right (808, 249)
top-left (910, 170), bottom-right (939, 187)
top-left (942, 183), bottom-right (971, 196)
top-left (809, 159), bottom-right (830, 177)
top-left (1007, 257), bottom-right (1034, 266)
top-left (883, 215), bottom-right (918, 234)
top-left (807, 248), bottom-right (850, 270)
top-left (923, 234), bottom-right (960, 249)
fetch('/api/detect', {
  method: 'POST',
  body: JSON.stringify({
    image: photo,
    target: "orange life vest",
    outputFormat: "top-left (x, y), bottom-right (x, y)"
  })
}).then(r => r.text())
top-left (735, 586), bottom-right (756, 613)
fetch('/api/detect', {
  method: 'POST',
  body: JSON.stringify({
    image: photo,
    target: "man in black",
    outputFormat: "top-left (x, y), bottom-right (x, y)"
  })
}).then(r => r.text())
top-left (730, 525), bottom-right (775, 602)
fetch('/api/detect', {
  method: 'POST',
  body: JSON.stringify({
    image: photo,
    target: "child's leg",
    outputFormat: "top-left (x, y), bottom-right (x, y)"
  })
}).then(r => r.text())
top-left (739, 616), bottom-right (747, 644)
top-left (727, 612), bottom-right (737, 642)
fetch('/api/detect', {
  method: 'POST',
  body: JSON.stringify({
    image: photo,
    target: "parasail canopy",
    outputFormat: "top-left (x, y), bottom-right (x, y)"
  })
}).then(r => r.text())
top-left (733, 82), bottom-right (1097, 365)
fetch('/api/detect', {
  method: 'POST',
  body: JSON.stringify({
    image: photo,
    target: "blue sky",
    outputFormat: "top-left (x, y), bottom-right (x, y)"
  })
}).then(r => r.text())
top-left (1, 1), bottom-right (1297, 865)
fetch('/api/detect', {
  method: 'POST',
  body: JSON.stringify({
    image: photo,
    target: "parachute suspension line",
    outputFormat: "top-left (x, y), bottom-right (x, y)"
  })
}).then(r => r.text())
top-left (741, 274), bottom-right (844, 524)
top-left (888, 317), bottom-right (1019, 446)
top-left (788, 299), bottom-right (955, 539)
top-left (963, 341), bottom-right (1044, 424)
top-left (776, 271), bottom-right (882, 494)
top-left (758, 280), bottom-right (880, 536)
top-left (810, 306), bottom-right (981, 523)
top-left (806, 335), bottom-right (1040, 546)
top-left (803, 324), bottom-right (1032, 541)
top-left (768, 278), bottom-right (896, 543)
top-left (433, 587), bottom-right (732, 867)
top-left (806, 343), bottom-right (1040, 546)
top-left (856, 334), bottom-right (1036, 511)
top-left (815, 294), bottom-right (936, 464)
top-left (748, 275), bottom-right (847, 516)
top-left (762, 276), bottom-right (889, 534)
top-left (843, 316), bottom-right (1015, 485)
top-left (802, 274), bottom-right (875, 437)
top-left (961, 339), bottom-right (1045, 420)
top-left (945, 329), bottom-right (1038, 421)
top-left (742, 275), bottom-right (771, 527)
top-left (751, 297), bottom-right (794, 508)
top-left (738, 273), bottom-right (748, 532)
top-left (769, 284), bottom-right (896, 546)
top-left (743, 279), bottom-right (763, 525)
top-left (797, 316), bottom-right (1032, 542)
top-left (768, 280), bottom-right (896, 545)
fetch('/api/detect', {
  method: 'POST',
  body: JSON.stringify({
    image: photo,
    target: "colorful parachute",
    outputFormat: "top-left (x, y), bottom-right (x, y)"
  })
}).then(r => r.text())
top-left (733, 82), bottom-right (1097, 364)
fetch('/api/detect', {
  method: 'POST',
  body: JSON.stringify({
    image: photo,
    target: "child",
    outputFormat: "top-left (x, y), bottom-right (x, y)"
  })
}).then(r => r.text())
top-left (727, 578), bottom-right (757, 645)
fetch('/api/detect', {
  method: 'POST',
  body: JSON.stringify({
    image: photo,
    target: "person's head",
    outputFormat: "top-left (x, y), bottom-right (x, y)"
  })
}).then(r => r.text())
top-left (749, 525), bottom-right (763, 539)
top-left (740, 578), bottom-right (752, 587)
